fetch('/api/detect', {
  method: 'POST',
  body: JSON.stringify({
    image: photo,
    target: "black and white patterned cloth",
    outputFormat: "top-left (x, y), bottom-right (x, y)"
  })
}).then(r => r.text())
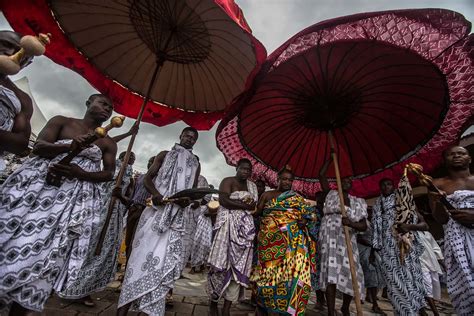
top-left (0, 85), bottom-right (21, 171)
top-left (0, 141), bottom-right (103, 312)
top-left (56, 160), bottom-right (133, 299)
top-left (319, 190), bottom-right (367, 298)
top-left (444, 190), bottom-right (474, 315)
top-left (372, 193), bottom-right (426, 315)
top-left (118, 144), bottom-right (199, 315)
top-left (206, 182), bottom-right (258, 302)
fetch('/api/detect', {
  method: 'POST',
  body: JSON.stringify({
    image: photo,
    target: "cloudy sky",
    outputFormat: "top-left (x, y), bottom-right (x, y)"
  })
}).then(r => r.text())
top-left (1, 0), bottom-right (473, 186)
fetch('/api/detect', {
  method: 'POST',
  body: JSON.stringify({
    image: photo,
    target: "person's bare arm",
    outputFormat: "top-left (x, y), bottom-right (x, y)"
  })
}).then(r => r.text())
top-left (252, 192), bottom-right (270, 216)
top-left (319, 156), bottom-right (332, 194)
top-left (429, 179), bottom-right (450, 224)
top-left (219, 178), bottom-right (255, 210)
top-left (145, 151), bottom-right (167, 204)
top-left (342, 217), bottom-right (367, 231)
top-left (33, 116), bottom-right (72, 158)
top-left (111, 122), bottom-right (139, 143)
top-left (0, 80), bottom-right (32, 154)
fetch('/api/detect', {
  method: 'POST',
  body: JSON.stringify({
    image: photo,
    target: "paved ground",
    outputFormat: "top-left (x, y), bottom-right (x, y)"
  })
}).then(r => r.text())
top-left (42, 269), bottom-right (456, 315)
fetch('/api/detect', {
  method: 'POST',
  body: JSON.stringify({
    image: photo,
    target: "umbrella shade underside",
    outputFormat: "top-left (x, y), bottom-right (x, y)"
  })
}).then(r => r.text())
top-left (238, 40), bottom-right (449, 180)
top-left (49, 0), bottom-right (257, 112)
top-left (217, 9), bottom-right (473, 197)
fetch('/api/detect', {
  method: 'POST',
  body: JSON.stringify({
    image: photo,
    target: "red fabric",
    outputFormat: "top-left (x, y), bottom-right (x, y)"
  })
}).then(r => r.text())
top-left (1, 0), bottom-right (266, 130)
top-left (217, 9), bottom-right (473, 198)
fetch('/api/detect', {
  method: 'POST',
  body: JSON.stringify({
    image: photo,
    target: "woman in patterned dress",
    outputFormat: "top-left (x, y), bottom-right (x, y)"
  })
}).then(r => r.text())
top-left (252, 166), bottom-right (317, 316)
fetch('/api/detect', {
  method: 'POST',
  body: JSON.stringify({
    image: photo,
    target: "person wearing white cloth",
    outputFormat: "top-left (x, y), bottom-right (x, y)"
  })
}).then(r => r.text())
top-left (431, 145), bottom-right (474, 316)
top-left (118, 127), bottom-right (200, 316)
top-left (0, 31), bottom-right (33, 171)
top-left (418, 231), bottom-right (444, 316)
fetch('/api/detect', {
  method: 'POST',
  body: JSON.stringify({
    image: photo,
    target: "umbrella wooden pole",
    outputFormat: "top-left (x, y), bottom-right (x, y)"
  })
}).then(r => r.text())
top-left (328, 131), bottom-right (363, 316)
top-left (95, 60), bottom-right (163, 255)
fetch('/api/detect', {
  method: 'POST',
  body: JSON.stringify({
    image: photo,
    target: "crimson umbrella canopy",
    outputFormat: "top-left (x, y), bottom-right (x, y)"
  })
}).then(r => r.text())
top-left (217, 9), bottom-right (474, 198)
top-left (1, 0), bottom-right (266, 130)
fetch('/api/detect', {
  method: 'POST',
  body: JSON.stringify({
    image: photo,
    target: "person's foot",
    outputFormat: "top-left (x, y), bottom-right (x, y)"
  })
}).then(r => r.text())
top-left (314, 301), bottom-right (325, 310)
top-left (340, 307), bottom-right (351, 316)
top-left (165, 293), bottom-right (174, 307)
top-left (372, 305), bottom-right (386, 315)
top-left (189, 267), bottom-right (196, 275)
top-left (82, 295), bottom-right (95, 307)
top-left (381, 288), bottom-right (388, 299)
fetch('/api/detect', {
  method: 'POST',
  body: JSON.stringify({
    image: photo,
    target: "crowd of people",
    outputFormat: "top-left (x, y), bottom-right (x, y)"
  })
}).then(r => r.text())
top-left (1, 30), bottom-right (474, 316)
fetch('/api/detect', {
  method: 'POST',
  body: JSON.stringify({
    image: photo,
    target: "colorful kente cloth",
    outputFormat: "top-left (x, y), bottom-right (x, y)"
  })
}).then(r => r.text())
top-left (118, 144), bottom-right (199, 315)
top-left (56, 160), bottom-right (133, 298)
top-left (252, 191), bottom-right (316, 316)
top-left (0, 141), bottom-right (103, 312)
top-left (444, 190), bottom-right (474, 315)
top-left (307, 205), bottom-right (322, 291)
top-left (372, 193), bottom-right (426, 315)
top-left (207, 181), bottom-right (258, 302)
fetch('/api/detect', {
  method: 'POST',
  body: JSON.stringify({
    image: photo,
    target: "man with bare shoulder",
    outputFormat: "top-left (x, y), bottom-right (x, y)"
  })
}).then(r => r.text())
top-left (0, 31), bottom-right (33, 170)
top-left (118, 127), bottom-right (200, 316)
top-left (0, 93), bottom-right (117, 315)
top-left (430, 145), bottom-right (474, 315)
top-left (207, 158), bottom-right (258, 316)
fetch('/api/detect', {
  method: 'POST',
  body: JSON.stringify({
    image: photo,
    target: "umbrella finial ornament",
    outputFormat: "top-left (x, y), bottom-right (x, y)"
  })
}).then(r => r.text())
top-left (0, 32), bottom-right (51, 75)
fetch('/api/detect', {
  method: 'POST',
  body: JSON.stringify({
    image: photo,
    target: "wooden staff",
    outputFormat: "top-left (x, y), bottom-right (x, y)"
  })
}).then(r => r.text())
top-left (328, 131), bottom-right (363, 316)
top-left (46, 115), bottom-right (125, 187)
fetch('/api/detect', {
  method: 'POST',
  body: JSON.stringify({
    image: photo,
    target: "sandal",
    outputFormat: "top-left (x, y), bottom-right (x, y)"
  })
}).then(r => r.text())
top-left (82, 296), bottom-right (96, 307)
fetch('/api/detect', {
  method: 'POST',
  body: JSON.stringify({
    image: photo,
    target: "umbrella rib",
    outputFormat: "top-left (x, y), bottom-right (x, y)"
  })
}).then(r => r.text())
top-left (243, 117), bottom-right (299, 149)
top-left (339, 62), bottom-right (436, 94)
top-left (354, 112), bottom-right (422, 150)
top-left (126, 51), bottom-right (156, 91)
top-left (338, 124), bottom-right (375, 175)
top-left (301, 54), bottom-right (324, 96)
top-left (334, 51), bottom-right (405, 93)
top-left (104, 44), bottom-right (150, 78)
top-left (266, 124), bottom-right (307, 170)
top-left (308, 128), bottom-right (324, 180)
top-left (242, 112), bottom-right (299, 137)
top-left (362, 100), bottom-right (443, 121)
top-left (348, 115), bottom-right (400, 165)
top-left (290, 55), bottom-right (322, 97)
top-left (242, 104), bottom-right (303, 122)
top-left (300, 128), bottom-right (319, 181)
top-left (358, 79), bottom-right (444, 96)
top-left (330, 42), bottom-right (372, 95)
top-left (362, 91), bottom-right (445, 108)
top-left (315, 42), bottom-right (328, 94)
top-left (287, 127), bottom-right (317, 177)
top-left (328, 42), bottom-right (360, 94)
top-left (338, 129), bottom-right (358, 177)
top-left (274, 125), bottom-right (310, 171)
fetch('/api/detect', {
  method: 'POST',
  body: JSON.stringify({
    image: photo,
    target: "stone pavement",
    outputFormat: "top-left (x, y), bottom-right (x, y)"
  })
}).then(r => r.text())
top-left (42, 269), bottom-right (456, 315)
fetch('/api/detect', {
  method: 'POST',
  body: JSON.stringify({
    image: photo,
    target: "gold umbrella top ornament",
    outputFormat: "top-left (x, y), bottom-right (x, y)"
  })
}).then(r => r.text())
top-left (0, 33), bottom-right (51, 75)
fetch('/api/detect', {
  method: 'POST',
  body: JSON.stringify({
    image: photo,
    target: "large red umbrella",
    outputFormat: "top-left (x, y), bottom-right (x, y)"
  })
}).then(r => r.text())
top-left (2, 0), bottom-right (266, 253)
top-left (1, 0), bottom-right (266, 129)
top-left (217, 9), bottom-right (473, 199)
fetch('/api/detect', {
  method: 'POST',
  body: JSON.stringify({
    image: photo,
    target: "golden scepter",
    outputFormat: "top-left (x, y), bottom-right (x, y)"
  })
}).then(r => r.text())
top-left (46, 115), bottom-right (125, 187)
